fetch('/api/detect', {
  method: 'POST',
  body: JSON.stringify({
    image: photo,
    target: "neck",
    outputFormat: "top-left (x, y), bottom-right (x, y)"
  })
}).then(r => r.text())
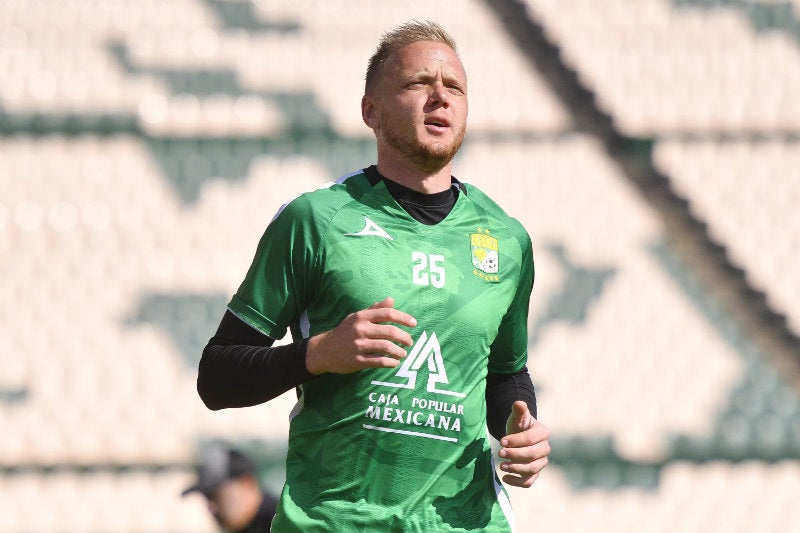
top-left (376, 155), bottom-right (453, 194)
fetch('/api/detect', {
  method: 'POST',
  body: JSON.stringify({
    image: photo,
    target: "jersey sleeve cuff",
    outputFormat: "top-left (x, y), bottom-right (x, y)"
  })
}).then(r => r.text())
top-left (487, 351), bottom-right (528, 374)
top-left (227, 295), bottom-right (287, 340)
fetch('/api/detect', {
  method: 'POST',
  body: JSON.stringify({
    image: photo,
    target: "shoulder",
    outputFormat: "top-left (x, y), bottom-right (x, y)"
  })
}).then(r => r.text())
top-left (461, 182), bottom-right (531, 247)
top-left (272, 169), bottom-right (372, 227)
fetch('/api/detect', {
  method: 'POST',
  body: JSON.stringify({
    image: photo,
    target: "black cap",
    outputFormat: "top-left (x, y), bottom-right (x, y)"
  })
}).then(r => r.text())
top-left (182, 444), bottom-right (256, 497)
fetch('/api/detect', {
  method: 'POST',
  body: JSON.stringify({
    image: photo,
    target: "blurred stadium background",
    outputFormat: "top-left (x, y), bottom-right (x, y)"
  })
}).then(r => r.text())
top-left (1, 0), bottom-right (799, 531)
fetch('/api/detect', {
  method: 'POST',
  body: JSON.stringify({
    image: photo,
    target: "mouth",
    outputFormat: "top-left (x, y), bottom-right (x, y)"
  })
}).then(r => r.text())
top-left (424, 117), bottom-right (451, 131)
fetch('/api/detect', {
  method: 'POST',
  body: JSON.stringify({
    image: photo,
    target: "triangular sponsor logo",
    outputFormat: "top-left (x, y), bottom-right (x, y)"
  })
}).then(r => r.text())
top-left (372, 331), bottom-right (465, 398)
top-left (344, 216), bottom-right (393, 240)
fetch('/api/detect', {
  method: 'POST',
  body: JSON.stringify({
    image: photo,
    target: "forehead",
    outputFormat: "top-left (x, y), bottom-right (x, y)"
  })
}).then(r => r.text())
top-left (391, 41), bottom-right (466, 78)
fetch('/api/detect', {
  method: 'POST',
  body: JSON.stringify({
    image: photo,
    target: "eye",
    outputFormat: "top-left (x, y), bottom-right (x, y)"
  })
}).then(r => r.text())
top-left (444, 79), bottom-right (465, 95)
top-left (405, 80), bottom-right (427, 90)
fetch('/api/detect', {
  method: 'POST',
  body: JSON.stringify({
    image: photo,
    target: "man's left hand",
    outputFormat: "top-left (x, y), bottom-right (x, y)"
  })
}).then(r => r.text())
top-left (498, 400), bottom-right (550, 488)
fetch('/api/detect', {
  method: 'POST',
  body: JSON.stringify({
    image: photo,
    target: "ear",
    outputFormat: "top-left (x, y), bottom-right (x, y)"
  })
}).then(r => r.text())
top-left (361, 95), bottom-right (379, 130)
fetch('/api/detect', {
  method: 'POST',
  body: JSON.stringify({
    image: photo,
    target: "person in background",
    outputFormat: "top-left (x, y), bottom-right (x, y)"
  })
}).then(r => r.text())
top-left (182, 443), bottom-right (279, 533)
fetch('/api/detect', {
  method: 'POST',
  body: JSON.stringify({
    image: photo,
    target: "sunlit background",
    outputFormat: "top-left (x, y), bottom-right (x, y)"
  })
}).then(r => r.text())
top-left (1, 0), bottom-right (799, 531)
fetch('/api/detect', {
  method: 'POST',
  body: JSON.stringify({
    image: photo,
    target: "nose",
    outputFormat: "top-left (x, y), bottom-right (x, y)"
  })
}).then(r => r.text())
top-left (429, 81), bottom-right (449, 107)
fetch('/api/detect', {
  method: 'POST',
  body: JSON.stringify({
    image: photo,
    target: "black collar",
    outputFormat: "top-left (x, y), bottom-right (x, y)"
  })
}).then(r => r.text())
top-left (363, 165), bottom-right (464, 225)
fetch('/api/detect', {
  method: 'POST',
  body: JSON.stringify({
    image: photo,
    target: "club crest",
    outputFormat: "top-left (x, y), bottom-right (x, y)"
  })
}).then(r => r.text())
top-left (470, 229), bottom-right (500, 281)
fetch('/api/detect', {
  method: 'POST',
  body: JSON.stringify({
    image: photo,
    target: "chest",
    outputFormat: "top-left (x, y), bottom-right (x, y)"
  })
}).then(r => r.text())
top-left (311, 209), bottom-right (521, 338)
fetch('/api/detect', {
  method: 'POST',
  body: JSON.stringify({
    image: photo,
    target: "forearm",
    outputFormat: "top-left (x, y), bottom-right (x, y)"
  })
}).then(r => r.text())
top-left (197, 339), bottom-right (312, 410)
top-left (196, 310), bottom-right (314, 410)
top-left (485, 367), bottom-right (537, 441)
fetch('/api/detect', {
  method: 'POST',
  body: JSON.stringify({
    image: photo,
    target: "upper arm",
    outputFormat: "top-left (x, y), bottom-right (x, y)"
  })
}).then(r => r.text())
top-left (227, 197), bottom-right (322, 340)
top-left (488, 228), bottom-right (534, 374)
top-left (211, 310), bottom-right (276, 347)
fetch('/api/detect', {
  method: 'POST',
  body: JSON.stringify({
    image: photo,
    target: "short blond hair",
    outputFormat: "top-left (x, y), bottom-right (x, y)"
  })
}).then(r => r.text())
top-left (365, 20), bottom-right (459, 95)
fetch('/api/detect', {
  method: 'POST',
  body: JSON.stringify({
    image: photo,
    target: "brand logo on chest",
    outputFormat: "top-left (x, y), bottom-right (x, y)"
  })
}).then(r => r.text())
top-left (344, 216), bottom-right (393, 240)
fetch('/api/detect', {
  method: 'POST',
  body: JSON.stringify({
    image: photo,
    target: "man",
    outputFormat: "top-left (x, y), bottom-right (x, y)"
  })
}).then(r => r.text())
top-left (182, 444), bottom-right (279, 533)
top-left (197, 20), bottom-right (550, 532)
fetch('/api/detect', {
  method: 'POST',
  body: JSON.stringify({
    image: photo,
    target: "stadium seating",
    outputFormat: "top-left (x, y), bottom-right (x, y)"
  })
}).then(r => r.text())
top-left (1, 0), bottom-right (798, 531)
top-left (654, 138), bottom-right (800, 335)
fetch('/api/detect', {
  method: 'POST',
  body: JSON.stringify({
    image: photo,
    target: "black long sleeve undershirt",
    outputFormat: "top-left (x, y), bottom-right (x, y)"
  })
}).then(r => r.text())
top-left (485, 367), bottom-right (537, 441)
top-left (197, 311), bottom-right (314, 410)
top-left (198, 311), bottom-right (537, 441)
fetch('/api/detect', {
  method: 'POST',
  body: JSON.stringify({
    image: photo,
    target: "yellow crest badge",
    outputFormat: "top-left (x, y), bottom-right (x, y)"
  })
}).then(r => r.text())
top-left (471, 229), bottom-right (500, 282)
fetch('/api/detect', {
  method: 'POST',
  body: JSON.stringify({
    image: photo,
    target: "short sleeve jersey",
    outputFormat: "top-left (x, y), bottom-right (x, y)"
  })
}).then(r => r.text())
top-left (229, 169), bottom-right (534, 533)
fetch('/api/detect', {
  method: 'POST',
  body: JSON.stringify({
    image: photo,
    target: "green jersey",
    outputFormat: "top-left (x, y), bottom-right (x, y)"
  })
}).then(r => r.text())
top-left (229, 168), bottom-right (534, 533)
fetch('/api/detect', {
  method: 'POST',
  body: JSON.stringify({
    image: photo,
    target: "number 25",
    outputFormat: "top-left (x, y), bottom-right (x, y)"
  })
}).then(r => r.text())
top-left (412, 252), bottom-right (445, 288)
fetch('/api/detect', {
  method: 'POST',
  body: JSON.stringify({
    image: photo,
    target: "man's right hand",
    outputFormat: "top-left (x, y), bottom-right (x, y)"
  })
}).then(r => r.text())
top-left (305, 297), bottom-right (417, 375)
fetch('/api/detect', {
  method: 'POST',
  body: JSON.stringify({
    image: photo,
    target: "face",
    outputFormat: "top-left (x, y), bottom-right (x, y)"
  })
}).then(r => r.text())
top-left (364, 40), bottom-right (468, 174)
top-left (204, 479), bottom-right (253, 531)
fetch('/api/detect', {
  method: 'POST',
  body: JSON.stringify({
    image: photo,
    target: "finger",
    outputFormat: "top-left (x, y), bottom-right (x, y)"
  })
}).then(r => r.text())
top-left (501, 472), bottom-right (539, 489)
top-left (499, 442), bottom-right (550, 464)
top-left (368, 297), bottom-right (395, 310)
top-left (364, 306), bottom-right (417, 328)
top-left (356, 338), bottom-right (409, 360)
top-left (369, 323), bottom-right (414, 347)
top-left (355, 354), bottom-right (402, 369)
top-left (500, 428), bottom-right (549, 451)
top-left (511, 400), bottom-right (529, 418)
top-left (506, 401), bottom-right (533, 434)
top-left (499, 456), bottom-right (548, 476)
top-left (502, 419), bottom-right (548, 448)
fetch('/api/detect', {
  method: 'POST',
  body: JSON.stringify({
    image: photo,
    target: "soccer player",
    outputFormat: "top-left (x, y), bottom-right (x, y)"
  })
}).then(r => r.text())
top-left (197, 20), bottom-right (550, 533)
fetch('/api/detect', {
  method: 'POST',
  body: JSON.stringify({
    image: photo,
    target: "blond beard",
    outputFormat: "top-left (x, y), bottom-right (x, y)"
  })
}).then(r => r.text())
top-left (381, 118), bottom-right (466, 175)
